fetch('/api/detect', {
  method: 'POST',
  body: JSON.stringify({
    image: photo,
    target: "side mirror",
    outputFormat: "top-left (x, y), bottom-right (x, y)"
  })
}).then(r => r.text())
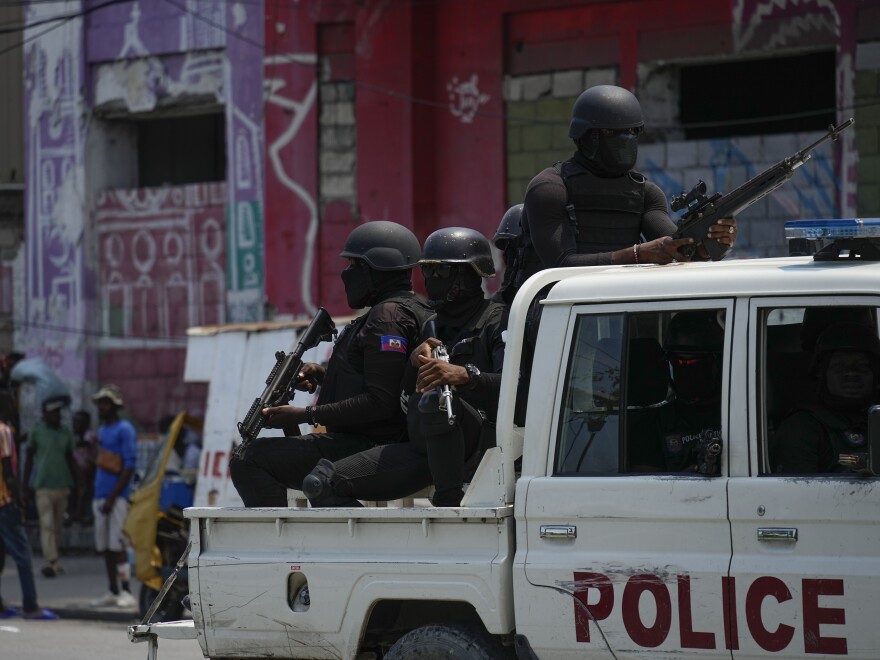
top-left (868, 405), bottom-right (880, 477)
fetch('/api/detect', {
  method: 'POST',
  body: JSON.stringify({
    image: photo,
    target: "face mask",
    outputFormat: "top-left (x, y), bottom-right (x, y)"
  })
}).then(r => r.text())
top-left (595, 132), bottom-right (638, 176)
top-left (670, 353), bottom-right (719, 404)
top-left (341, 263), bottom-right (374, 309)
top-left (425, 276), bottom-right (458, 309)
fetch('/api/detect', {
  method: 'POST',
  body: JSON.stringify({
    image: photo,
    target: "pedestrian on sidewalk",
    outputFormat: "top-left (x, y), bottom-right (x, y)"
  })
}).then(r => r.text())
top-left (89, 385), bottom-right (137, 609)
top-left (24, 396), bottom-right (76, 578)
top-left (0, 391), bottom-right (58, 620)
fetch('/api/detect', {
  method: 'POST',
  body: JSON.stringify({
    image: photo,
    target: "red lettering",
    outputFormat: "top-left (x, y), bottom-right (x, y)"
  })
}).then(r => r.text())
top-left (802, 579), bottom-right (847, 655)
top-left (212, 451), bottom-right (226, 478)
top-left (678, 575), bottom-right (716, 649)
top-left (722, 576), bottom-right (739, 650)
top-left (746, 576), bottom-right (795, 652)
top-left (573, 572), bottom-right (614, 643)
top-left (622, 575), bottom-right (672, 648)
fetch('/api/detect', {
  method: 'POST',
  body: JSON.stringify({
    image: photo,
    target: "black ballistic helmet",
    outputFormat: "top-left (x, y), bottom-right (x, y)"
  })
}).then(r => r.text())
top-left (568, 85), bottom-right (645, 140)
top-left (340, 221), bottom-right (421, 271)
top-left (493, 204), bottom-right (524, 250)
top-left (665, 310), bottom-right (724, 354)
top-left (810, 322), bottom-right (880, 375)
top-left (420, 227), bottom-right (496, 278)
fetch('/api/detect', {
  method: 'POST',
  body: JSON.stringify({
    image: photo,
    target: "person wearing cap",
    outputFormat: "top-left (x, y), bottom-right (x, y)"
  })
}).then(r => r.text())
top-left (774, 322), bottom-right (880, 474)
top-left (89, 385), bottom-right (137, 608)
top-left (23, 396), bottom-right (76, 578)
top-left (229, 221), bottom-right (434, 507)
top-left (0, 391), bottom-right (58, 620)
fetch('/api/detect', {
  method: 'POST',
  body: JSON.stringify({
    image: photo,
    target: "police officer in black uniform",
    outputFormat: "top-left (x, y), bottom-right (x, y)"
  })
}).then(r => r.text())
top-left (516, 84), bottom-right (738, 286)
top-left (629, 310), bottom-right (725, 473)
top-left (302, 227), bottom-right (506, 507)
top-left (775, 322), bottom-right (880, 474)
top-left (229, 221), bottom-right (434, 507)
top-left (491, 204), bottom-right (524, 305)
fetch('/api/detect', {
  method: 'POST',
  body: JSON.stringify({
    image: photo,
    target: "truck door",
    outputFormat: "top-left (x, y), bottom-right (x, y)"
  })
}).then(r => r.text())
top-left (515, 301), bottom-right (735, 659)
top-left (727, 298), bottom-right (880, 659)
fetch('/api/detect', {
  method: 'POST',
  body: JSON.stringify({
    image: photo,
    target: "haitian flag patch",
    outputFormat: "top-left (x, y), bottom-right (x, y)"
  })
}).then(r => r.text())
top-left (381, 335), bottom-right (408, 354)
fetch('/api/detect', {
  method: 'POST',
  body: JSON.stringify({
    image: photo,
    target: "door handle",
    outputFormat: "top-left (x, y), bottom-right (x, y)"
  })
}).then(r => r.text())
top-left (757, 527), bottom-right (798, 542)
top-left (540, 525), bottom-right (577, 539)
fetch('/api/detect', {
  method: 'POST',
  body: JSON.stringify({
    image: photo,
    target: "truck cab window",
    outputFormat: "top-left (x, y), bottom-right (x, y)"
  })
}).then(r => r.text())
top-left (763, 305), bottom-right (880, 475)
top-left (556, 309), bottom-right (726, 476)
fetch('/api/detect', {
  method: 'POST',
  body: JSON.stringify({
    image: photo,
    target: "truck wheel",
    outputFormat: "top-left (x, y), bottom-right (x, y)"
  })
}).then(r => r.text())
top-left (385, 624), bottom-right (508, 659)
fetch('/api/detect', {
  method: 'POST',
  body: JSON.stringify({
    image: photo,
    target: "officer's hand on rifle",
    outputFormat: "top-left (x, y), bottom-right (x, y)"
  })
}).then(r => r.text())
top-left (410, 338), bottom-right (442, 368)
top-left (415, 355), bottom-right (468, 392)
top-left (700, 217), bottom-right (738, 253)
top-left (261, 405), bottom-right (307, 429)
top-left (637, 236), bottom-right (698, 264)
top-left (294, 363), bottom-right (325, 393)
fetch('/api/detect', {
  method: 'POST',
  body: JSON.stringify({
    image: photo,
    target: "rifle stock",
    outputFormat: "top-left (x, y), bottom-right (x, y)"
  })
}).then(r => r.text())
top-left (233, 308), bottom-right (337, 458)
top-left (672, 118), bottom-right (854, 261)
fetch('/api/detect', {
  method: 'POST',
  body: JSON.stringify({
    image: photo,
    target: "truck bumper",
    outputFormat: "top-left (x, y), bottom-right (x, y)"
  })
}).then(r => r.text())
top-left (129, 621), bottom-right (198, 660)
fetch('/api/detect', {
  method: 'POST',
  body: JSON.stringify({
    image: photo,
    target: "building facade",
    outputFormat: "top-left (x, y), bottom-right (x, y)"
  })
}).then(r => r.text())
top-left (9, 0), bottom-right (880, 430)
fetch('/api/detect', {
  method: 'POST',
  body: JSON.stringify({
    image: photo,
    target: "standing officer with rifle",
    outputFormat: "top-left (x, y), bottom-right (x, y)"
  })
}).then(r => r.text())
top-left (230, 221), bottom-right (433, 507)
top-left (302, 228), bottom-right (506, 508)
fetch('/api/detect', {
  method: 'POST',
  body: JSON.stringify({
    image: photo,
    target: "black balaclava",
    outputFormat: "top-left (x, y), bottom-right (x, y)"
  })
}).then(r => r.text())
top-left (670, 353), bottom-right (721, 406)
top-left (425, 265), bottom-right (485, 335)
top-left (574, 129), bottom-right (639, 178)
top-left (341, 260), bottom-right (411, 310)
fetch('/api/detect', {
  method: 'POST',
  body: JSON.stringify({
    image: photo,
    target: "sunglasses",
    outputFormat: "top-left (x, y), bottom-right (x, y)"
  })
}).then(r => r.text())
top-left (421, 263), bottom-right (455, 278)
top-left (598, 127), bottom-right (642, 137)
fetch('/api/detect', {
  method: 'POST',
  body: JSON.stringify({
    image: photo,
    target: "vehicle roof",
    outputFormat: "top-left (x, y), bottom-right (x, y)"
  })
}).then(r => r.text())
top-left (543, 256), bottom-right (880, 305)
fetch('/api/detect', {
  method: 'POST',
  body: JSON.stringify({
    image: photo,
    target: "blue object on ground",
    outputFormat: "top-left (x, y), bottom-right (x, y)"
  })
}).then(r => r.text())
top-left (22, 608), bottom-right (58, 620)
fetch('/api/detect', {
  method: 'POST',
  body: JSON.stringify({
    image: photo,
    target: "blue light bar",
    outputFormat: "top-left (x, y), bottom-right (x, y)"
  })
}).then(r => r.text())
top-left (785, 218), bottom-right (880, 240)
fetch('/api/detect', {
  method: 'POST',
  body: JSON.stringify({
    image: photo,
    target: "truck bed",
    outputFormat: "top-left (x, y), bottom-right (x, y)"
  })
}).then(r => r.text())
top-left (185, 505), bottom-right (515, 659)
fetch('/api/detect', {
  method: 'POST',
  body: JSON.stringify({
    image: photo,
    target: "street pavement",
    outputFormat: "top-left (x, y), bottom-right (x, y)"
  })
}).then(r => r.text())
top-left (1, 552), bottom-right (149, 623)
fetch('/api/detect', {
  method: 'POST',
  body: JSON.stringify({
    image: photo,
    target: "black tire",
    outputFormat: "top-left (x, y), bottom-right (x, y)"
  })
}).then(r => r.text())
top-left (138, 583), bottom-right (185, 622)
top-left (385, 624), bottom-right (508, 660)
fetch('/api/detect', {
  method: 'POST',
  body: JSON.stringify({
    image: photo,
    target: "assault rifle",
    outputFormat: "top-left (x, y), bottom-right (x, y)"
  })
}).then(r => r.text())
top-left (671, 118), bottom-right (854, 261)
top-left (234, 307), bottom-right (337, 459)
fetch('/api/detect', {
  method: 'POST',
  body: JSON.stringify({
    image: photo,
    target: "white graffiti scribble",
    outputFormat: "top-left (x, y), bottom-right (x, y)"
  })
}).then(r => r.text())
top-left (447, 74), bottom-right (490, 124)
top-left (732, 0), bottom-right (839, 52)
top-left (265, 53), bottom-right (320, 315)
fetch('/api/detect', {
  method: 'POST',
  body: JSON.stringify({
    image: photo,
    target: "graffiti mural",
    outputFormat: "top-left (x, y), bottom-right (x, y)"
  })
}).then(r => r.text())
top-left (22, 4), bottom-right (87, 386)
top-left (447, 74), bottom-right (491, 124)
top-left (265, 52), bottom-right (319, 315)
top-left (95, 184), bottom-right (227, 339)
top-left (225, 1), bottom-right (265, 322)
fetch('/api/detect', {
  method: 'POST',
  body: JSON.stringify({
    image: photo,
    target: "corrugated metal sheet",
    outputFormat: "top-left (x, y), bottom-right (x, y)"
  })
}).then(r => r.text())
top-left (0, 3), bottom-right (24, 184)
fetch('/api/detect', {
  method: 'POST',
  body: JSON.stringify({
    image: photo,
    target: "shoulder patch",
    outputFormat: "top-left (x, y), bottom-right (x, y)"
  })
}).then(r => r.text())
top-left (381, 335), bottom-right (408, 354)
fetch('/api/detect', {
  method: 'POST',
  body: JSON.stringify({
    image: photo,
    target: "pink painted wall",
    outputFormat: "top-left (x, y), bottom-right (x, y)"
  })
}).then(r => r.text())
top-left (94, 183), bottom-right (226, 429)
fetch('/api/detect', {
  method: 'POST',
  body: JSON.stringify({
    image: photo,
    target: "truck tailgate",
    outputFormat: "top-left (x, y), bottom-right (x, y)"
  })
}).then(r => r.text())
top-left (185, 505), bottom-right (515, 659)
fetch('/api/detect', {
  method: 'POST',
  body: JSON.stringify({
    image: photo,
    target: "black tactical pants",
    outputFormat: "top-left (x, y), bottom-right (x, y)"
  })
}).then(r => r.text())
top-left (309, 392), bottom-right (486, 507)
top-left (229, 431), bottom-right (382, 507)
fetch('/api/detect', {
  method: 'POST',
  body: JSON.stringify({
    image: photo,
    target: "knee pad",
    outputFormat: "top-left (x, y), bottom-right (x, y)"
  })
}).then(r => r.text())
top-left (302, 458), bottom-right (336, 500)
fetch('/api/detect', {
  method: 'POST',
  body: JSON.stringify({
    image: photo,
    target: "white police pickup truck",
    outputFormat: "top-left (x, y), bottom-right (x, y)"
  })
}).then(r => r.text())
top-left (131, 219), bottom-right (880, 660)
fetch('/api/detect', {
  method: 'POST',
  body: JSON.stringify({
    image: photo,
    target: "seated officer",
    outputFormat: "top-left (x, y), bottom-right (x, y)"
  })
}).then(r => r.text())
top-left (303, 227), bottom-right (506, 507)
top-left (774, 322), bottom-right (880, 474)
top-left (229, 221), bottom-right (433, 507)
top-left (629, 310), bottom-right (725, 474)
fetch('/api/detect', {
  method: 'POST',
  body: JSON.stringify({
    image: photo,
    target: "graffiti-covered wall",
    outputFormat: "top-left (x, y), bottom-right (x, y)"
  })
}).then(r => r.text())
top-left (21, 0), bottom-right (263, 429)
top-left (94, 183), bottom-right (224, 427)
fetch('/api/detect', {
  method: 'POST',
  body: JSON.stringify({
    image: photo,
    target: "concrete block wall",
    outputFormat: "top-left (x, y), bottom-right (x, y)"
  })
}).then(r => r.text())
top-left (319, 80), bottom-right (357, 207)
top-left (504, 67), bottom-right (849, 258)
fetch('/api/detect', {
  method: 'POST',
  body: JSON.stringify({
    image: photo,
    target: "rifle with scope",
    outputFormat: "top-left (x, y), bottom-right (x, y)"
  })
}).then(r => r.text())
top-left (234, 307), bottom-right (337, 459)
top-left (671, 118), bottom-right (854, 261)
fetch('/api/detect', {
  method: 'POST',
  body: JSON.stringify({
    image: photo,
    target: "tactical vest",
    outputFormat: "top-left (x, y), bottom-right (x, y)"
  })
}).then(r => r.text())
top-left (516, 160), bottom-right (647, 287)
top-left (318, 293), bottom-right (434, 408)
